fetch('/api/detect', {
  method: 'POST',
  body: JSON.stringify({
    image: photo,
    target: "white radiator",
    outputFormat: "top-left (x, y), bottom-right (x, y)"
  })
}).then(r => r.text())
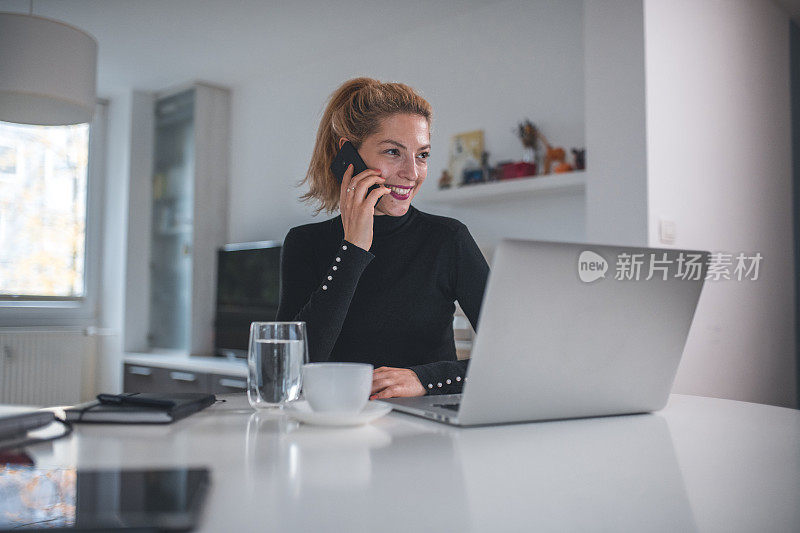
top-left (0, 329), bottom-right (98, 406)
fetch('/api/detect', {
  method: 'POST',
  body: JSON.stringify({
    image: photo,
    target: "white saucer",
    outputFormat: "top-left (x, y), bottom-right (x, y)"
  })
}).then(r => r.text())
top-left (284, 401), bottom-right (391, 427)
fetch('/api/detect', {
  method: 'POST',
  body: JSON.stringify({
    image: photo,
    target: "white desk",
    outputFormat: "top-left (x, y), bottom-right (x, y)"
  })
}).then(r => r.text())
top-left (18, 394), bottom-right (800, 532)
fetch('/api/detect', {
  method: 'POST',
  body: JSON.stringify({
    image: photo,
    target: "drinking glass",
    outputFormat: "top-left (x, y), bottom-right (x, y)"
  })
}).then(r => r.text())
top-left (247, 321), bottom-right (309, 409)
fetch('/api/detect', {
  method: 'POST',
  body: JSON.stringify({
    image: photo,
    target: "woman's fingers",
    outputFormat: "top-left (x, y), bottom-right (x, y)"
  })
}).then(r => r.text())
top-left (366, 183), bottom-right (391, 205)
top-left (340, 165), bottom-right (376, 199)
top-left (350, 172), bottom-right (385, 202)
top-left (339, 164), bottom-right (354, 214)
top-left (339, 168), bottom-right (384, 251)
top-left (371, 377), bottom-right (394, 394)
top-left (369, 367), bottom-right (426, 399)
top-left (341, 169), bottom-right (380, 215)
top-left (347, 168), bottom-right (380, 191)
top-left (371, 386), bottom-right (401, 400)
top-left (372, 367), bottom-right (399, 379)
top-left (371, 369), bottom-right (401, 388)
top-left (371, 370), bottom-right (401, 395)
top-left (340, 163), bottom-right (354, 195)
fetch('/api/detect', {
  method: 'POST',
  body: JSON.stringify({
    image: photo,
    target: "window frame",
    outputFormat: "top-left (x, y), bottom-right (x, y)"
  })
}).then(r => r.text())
top-left (0, 101), bottom-right (107, 327)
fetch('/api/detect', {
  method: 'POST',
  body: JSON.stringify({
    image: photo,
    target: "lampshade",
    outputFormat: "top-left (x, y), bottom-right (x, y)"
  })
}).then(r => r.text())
top-left (0, 13), bottom-right (97, 126)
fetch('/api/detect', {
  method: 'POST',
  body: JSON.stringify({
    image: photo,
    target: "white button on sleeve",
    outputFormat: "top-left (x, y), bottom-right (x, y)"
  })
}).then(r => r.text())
top-left (332, 266), bottom-right (337, 271)
top-left (428, 384), bottom-right (433, 389)
top-left (327, 276), bottom-right (332, 280)
top-left (437, 382), bottom-right (442, 388)
top-left (456, 376), bottom-right (461, 382)
top-left (335, 257), bottom-right (341, 262)
top-left (342, 245), bottom-right (347, 250)
top-left (322, 285), bottom-right (327, 290)
top-left (446, 379), bottom-right (451, 385)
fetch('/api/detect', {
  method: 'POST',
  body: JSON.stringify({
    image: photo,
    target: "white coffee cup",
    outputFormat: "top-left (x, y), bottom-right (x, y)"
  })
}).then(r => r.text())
top-left (302, 362), bottom-right (373, 414)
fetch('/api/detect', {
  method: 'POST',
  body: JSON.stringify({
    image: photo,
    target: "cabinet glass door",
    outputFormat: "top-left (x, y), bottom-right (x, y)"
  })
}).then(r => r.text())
top-left (149, 90), bottom-right (195, 350)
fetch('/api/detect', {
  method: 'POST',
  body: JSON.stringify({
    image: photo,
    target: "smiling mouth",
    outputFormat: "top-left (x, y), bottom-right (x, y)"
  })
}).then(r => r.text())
top-left (387, 185), bottom-right (412, 198)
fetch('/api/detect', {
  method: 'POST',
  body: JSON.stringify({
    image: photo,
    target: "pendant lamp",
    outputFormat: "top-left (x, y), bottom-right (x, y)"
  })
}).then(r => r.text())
top-left (0, 7), bottom-right (97, 126)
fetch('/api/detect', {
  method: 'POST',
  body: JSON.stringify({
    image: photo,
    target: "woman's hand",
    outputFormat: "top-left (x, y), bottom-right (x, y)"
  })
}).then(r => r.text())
top-left (370, 367), bottom-right (426, 400)
top-left (340, 164), bottom-right (391, 251)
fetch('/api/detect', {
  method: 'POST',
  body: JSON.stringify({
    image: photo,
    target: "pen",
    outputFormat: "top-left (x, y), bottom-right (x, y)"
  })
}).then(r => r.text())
top-left (97, 393), bottom-right (176, 409)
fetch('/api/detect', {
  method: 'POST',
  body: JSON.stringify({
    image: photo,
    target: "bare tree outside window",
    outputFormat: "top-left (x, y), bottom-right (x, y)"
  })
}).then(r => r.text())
top-left (0, 121), bottom-right (89, 299)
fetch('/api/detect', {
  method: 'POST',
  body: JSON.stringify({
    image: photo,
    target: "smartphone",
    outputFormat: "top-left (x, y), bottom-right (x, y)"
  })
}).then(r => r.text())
top-left (330, 141), bottom-right (381, 205)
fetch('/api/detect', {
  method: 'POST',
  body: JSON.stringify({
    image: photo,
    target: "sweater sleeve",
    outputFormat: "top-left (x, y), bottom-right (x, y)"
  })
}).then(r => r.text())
top-left (409, 223), bottom-right (490, 395)
top-left (275, 227), bottom-right (374, 362)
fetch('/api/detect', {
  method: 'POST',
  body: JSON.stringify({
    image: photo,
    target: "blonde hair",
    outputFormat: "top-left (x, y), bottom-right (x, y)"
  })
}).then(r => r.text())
top-left (299, 77), bottom-right (433, 215)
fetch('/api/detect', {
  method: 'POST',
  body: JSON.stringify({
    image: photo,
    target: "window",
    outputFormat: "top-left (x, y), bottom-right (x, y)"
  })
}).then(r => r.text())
top-left (0, 122), bottom-right (89, 299)
top-left (0, 103), bottom-right (105, 326)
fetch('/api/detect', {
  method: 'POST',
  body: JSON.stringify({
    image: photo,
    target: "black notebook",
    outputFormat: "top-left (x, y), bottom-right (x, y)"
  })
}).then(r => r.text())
top-left (64, 392), bottom-right (216, 424)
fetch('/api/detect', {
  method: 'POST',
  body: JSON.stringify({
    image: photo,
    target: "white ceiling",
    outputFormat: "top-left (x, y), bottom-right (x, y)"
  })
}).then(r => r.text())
top-left (3, 0), bottom-right (797, 98)
top-left (0, 0), bottom-right (500, 95)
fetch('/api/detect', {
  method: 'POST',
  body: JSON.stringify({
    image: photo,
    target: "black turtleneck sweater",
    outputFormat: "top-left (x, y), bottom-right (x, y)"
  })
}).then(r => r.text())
top-left (275, 205), bottom-right (489, 395)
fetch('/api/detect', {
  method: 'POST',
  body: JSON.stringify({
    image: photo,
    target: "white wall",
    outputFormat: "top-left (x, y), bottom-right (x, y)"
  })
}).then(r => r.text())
top-left (583, 0), bottom-right (648, 247)
top-left (421, 193), bottom-right (587, 258)
top-left (0, 0), bottom-right (585, 389)
top-left (645, 0), bottom-right (796, 407)
top-left (96, 90), bottom-right (134, 394)
top-left (3, 0), bottom-right (794, 407)
top-left (123, 91), bottom-right (154, 354)
top-left (0, 0), bottom-right (587, 257)
top-left (228, 0), bottom-right (586, 250)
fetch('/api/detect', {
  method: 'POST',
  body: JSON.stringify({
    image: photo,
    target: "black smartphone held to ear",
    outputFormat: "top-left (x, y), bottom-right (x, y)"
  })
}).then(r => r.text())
top-left (330, 141), bottom-right (382, 205)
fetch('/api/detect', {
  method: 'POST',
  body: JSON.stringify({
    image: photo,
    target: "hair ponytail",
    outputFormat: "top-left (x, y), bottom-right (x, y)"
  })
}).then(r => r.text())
top-left (298, 77), bottom-right (432, 215)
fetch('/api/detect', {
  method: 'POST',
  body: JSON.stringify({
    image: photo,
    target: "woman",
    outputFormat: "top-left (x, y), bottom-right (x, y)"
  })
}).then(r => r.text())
top-left (276, 77), bottom-right (489, 400)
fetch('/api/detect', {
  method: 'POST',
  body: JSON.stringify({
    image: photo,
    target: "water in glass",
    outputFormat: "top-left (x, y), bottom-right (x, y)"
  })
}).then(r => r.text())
top-left (248, 339), bottom-right (303, 407)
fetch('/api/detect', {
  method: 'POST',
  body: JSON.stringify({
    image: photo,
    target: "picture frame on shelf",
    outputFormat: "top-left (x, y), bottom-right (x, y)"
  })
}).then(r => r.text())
top-left (448, 130), bottom-right (484, 186)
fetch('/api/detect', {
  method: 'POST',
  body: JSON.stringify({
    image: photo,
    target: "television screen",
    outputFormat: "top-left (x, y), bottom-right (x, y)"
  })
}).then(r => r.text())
top-left (214, 241), bottom-right (282, 357)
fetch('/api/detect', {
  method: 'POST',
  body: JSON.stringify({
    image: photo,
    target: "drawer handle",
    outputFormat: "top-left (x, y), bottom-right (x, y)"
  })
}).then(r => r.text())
top-left (219, 378), bottom-right (246, 390)
top-left (170, 371), bottom-right (197, 382)
top-left (128, 366), bottom-right (153, 376)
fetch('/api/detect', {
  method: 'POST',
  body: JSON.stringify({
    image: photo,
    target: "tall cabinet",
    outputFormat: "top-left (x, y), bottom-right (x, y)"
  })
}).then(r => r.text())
top-left (150, 89), bottom-right (195, 349)
top-left (125, 82), bottom-right (230, 356)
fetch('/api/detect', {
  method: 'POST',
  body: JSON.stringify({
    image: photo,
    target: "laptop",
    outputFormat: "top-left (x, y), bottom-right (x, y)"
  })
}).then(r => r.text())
top-left (381, 239), bottom-right (709, 426)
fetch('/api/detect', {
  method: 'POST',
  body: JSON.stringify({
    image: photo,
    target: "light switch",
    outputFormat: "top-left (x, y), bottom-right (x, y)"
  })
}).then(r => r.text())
top-left (659, 218), bottom-right (676, 244)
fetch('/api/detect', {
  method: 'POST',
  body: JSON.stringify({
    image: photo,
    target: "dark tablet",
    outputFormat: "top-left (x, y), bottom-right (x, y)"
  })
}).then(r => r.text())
top-left (0, 466), bottom-right (210, 531)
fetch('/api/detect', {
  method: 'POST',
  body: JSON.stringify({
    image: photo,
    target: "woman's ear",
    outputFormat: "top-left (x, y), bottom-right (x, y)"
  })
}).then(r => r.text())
top-left (338, 137), bottom-right (348, 149)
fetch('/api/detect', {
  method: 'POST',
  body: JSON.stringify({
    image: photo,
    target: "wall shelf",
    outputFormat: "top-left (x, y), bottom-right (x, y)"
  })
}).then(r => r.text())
top-left (420, 171), bottom-right (586, 205)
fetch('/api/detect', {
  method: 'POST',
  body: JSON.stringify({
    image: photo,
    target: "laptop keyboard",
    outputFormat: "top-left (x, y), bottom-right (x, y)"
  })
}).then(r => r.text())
top-left (433, 403), bottom-right (461, 411)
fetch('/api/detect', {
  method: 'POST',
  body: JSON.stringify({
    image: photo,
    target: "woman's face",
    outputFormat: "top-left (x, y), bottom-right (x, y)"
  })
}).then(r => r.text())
top-left (355, 113), bottom-right (430, 216)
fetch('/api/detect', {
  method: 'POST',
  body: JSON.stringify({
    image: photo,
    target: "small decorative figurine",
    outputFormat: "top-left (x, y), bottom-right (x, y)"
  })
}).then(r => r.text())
top-left (481, 151), bottom-right (492, 182)
top-left (514, 119), bottom-right (582, 176)
top-left (534, 130), bottom-right (566, 174)
top-left (572, 148), bottom-right (586, 170)
top-left (516, 119), bottom-right (539, 165)
top-left (553, 159), bottom-right (573, 173)
top-left (438, 169), bottom-right (453, 189)
top-left (463, 167), bottom-right (484, 185)
top-left (549, 145), bottom-right (571, 173)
